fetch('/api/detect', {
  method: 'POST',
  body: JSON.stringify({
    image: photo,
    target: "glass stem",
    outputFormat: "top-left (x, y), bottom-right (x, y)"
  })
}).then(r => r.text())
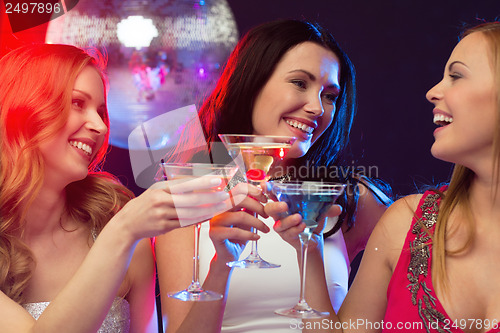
top-left (192, 223), bottom-right (201, 288)
top-left (247, 181), bottom-right (262, 259)
top-left (248, 212), bottom-right (260, 259)
top-left (298, 232), bottom-right (312, 306)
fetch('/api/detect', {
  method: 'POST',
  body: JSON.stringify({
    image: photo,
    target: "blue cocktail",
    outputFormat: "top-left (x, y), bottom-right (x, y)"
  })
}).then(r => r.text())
top-left (271, 180), bottom-right (345, 318)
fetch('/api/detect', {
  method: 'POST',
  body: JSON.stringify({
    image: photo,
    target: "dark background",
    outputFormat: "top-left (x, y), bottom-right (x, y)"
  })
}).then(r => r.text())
top-left (2, 0), bottom-right (499, 197)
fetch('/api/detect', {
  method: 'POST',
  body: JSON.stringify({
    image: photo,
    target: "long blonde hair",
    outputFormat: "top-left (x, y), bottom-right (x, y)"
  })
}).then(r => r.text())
top-left (433, 22), bottom-right (500, 292)
top-left (0, 44), bottom-right (134, 303)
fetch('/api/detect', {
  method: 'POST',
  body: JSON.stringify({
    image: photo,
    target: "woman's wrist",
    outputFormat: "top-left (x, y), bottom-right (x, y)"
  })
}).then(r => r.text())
top-left (99, 217), bottom-right (138, 255)
top-left (210, 254), bottom-right (233, 273)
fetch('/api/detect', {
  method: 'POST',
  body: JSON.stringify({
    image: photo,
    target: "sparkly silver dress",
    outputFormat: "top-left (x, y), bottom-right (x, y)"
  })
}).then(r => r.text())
top-left (23, 297), bottom-right (130, 332)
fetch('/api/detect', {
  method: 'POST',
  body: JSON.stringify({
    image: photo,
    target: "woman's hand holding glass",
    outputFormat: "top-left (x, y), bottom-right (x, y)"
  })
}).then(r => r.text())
top-left (264, 182), bottom-right (345, 319)
top-left (264, 201), bottom-right (343, 251)
top-left (111, 177), bottom-right (232, 240)
top-left (209, 183), bottom-right (270, 265)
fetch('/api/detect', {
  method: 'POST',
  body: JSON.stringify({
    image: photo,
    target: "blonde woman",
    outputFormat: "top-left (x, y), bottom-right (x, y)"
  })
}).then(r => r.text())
top-left (266, 21), bottom-right (500, 332)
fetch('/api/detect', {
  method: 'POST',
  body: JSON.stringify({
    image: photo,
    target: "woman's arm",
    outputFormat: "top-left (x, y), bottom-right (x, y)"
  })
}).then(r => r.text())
top-left (0, 178), bottom-right (228, 333)
top-left (0, 217), bottom-right (144, 333)
top-left (323, 229), bottom-right (350, 312)
top-left (127, 238), bottom-right (158, 333)
top-left (266, 195), bottom-right (419, 332)
top-left (156, 226), bottom-right (197, 332)
top-left (157, 183), bottom-right (268, 333)
top-left (336, 195), bottom-right (419, 332)
top-left (342, 182), bottom-right (391, 263)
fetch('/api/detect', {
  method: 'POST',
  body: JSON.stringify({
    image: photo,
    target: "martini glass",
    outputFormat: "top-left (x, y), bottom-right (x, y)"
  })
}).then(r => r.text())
top-left (218, 134), bottom-right (296, 268)
top-left (161, 162), bottom-right (238, 301)
top-left (271, 181), bottom-right (345, 318)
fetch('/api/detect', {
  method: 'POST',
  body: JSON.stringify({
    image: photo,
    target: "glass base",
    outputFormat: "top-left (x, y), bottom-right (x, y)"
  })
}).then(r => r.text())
top-left (275, 304), bottom-right (329, 319)
top-left (168, 284), bottom-right (223, 302)
top-left (227, 254), bottom-right (280, 269)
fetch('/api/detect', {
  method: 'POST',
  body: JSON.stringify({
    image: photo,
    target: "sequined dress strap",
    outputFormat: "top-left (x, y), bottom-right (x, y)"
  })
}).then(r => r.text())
top-left (383, 188), bottom-right (446, 332)
top-left (385, 187), bottom-right (500, 332)
top-left (23, 297), bottom-right (130, 332)
top-left (405, 190), bottom-right (449, 332)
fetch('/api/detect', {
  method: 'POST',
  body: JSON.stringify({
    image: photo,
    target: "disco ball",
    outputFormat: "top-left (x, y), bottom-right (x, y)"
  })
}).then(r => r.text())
top-left (45, 0), bottom-right (238, 149)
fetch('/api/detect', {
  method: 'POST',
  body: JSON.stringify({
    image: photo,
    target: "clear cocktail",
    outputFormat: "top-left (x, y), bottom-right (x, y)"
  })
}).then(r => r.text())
top-left (218, 134), bottom-right (296, 269)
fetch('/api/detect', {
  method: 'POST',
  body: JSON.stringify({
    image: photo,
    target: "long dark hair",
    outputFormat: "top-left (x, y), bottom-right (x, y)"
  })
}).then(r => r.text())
top-left (199, 19), bottom-right (356, 168)
top-left (196, 19), bottom-right (365, 234)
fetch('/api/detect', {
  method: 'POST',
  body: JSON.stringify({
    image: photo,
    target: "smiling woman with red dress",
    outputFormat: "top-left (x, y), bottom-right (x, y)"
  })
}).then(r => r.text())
top-left (267, 21), bottom-right (500, 333)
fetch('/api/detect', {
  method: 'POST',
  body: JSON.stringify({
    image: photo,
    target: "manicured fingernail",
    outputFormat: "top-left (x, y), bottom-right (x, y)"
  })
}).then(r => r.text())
top-left (210, 177), bottom-right (223, 185)
top-left (218, 191), bottom-right (230, 199)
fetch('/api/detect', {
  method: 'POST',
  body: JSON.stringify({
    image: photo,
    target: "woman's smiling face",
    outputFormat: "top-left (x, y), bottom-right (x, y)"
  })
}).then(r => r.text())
top-left (251, 41), bottom-right (341, 159)
top-left (39, 66), bottom-right (108, 188)
top-left (426, 32), bottom-right (497, 171)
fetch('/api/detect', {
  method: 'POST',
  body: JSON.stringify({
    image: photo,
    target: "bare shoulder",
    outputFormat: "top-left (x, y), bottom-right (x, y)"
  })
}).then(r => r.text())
top-left (367, 194), bottom-right (422, 268)
top-left (338, 193), bottom-right (423, 322)
top-left (381, 194), bottom-right (421, 222)
top-left (374, 194), bottom-right (421, 238)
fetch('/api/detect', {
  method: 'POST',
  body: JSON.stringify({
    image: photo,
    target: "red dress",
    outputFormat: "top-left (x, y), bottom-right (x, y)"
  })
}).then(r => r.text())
top-left (383, 188), bottom-right (500, 333)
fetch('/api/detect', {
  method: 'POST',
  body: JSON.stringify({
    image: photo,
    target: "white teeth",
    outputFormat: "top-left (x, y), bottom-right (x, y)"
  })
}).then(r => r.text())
top-left (433, 114), bottom-right (453, 125)
top-left (69, 140), bottom-right (93, 156)
top-left (285, 119), bottom-right (314, 134)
